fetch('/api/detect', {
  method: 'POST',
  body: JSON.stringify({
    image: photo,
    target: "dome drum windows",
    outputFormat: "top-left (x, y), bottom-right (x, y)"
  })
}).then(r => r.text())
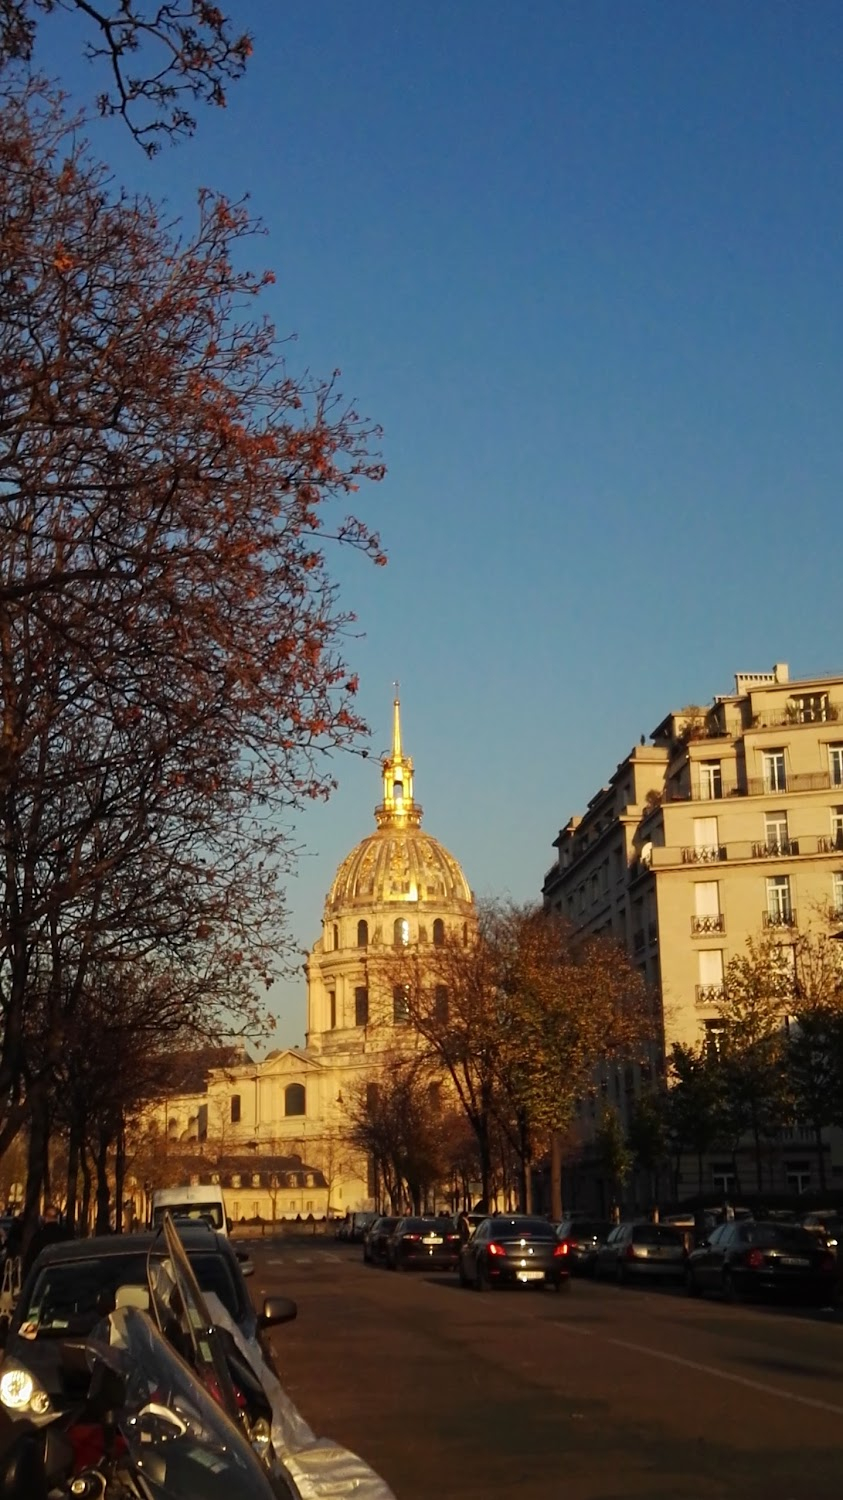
top-left (432, 918), bottom-right (445, 947)
top-left (357, 919), bottom-right (369, 947)
top-left (393, 917), bottom-right (410, 947)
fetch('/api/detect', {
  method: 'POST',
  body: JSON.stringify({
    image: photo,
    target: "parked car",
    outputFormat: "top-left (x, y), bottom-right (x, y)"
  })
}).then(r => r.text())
top-left (556, 1217), bottom-right (612, 1275)
top-left (686, 1219), bottom-right (837, 1303)
top-left (339, 1211), bottom-right (380, 1244)
top-left (0, 1224), bottom-right (278, 1420)
top-left (363, 1216), bottom-right (398, 1265)
top-left (801, 1210), bottom-right (843, 1254)
top-left (594, 1221), bottom-right (687, 1284)
top-left (386, 1217), bottom-right (461, 1271)
top-left (458, 1215), bottom-right (571, 1291)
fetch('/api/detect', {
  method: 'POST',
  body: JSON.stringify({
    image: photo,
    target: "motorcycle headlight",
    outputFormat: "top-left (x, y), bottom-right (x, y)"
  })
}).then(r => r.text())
top-left (0, 1361), bottom-right (51, 1419)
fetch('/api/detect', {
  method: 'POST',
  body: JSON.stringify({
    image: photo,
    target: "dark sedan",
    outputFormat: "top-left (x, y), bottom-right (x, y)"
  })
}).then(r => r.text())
top-left (594, 1222), bottom-right (687, 1283)
top-left (556, 1217), bottom-right (612, 1275)
top-left (386, 1217), bottom-right (461, 1271)
top-left (363, 1215), bottom-right (398, 1265)
top-left (686, 1219), bottom-right (837, 1303)
top-left (458, 1215), bottom-right (570, 1291)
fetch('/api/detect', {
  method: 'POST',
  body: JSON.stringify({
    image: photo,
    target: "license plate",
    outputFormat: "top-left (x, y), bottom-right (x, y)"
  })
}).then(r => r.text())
top-left (423, 1236), bottom-right (443, 1245)
top-left (517, 1270), bottom-right (544, 1282)
top-left (779, 1256), bottom-right (809, 1267)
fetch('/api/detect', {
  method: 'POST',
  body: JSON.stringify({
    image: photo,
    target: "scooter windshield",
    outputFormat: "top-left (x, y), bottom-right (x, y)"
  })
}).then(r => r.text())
top-left (102, 1306), bottom-right (282, 1499)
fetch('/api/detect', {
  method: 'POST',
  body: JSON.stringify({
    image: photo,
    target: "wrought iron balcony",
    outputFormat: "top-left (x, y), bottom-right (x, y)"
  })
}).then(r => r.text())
top-left (682, 845), bottom-right (727, 864)
top-left (696, 984), bottom-right (725, 1005)
top-left (751, 839), bottom-right (799, 859)
top-left (763, 908), bottom-right (797, 929)
top-left (819, 835), bottom-right (843, 854)
top-left (691, 914), bottom-right (725, 935)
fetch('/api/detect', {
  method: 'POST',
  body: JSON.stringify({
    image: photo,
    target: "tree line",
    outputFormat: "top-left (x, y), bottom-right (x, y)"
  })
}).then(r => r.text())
top-left (0, 16), bottom-right (384, 1245)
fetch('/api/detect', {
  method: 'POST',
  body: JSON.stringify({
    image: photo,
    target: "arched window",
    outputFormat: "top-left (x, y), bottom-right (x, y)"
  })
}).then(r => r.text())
top-left (463, 921), bottom-right (469, 947)
top-left (434, 985), bottom-right (449, 1023)
top-left (393, 986), bottom-right (409, 1025)
top-left (357, 919), bottom-right (369, 947)
top-left (167, 1118), bottom-right (178, 1139)
top-left (251, 1173), bottom-right (261, 1188)
top-left (432, 918), bottom-right (445, 947)
top-left (393, 778), bottom-right (403, 802)
top-left (328, 991), bottom-right (336, 1028)
top-left (285, 1083), bottom-right (306, 1117)
top-left (332, 923), bottom-right (339, 950)
top-left (393, 917), bottom-right (409, 947)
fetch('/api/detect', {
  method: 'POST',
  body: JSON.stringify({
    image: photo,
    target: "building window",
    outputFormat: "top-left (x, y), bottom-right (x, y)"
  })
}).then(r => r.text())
top-left (764, 810), bottom-right (789, 853)
top-left (252, 1173), bottom-right (261, 1188)
top-left (232, 1201), bottom-right (240, 1219)
top-left (434, 985), bottom-right (449, 1023)
top-left (432, 918), bottom-right (445, 947)
top-left (578, 885), bottom-right (585, 913)
top-left (462, 921), bottom-right (469, 946)
top-left (692, 881), bottom-right (722, 934)
top-left (329, 992), bottom-right (336, 1029)
top-left (699, 761), bottom-right (723, 800)
top-left (696, 949), bottom-right (724, 1004)
top-left (357, 919), bottom-right (368, 947)
top-left (711, 1163), bottom-right (735, 1194)
top-left (590, 873), bottom-right (599, 903)
top-left (831, 808), bottom-right (843, 849)
top-left (831, 746), bottom-right (843, 788)
top-left (284, 1083), bottom-right (306, 1117)
top-left (231, 1176), bottom-right (241, 1190)
top-left (790, 693), bottom-right (828, 724)
top-left (366, 1082), bottom-right (379, 1110)
top-left (252, 1201), bottom-right (260, 1218)
top-left (786, 1161), bottom-right (811, 1194)
top-left (354, 986), bottom-right (369, 1026)
top-left (393, 985), bottom-right (410, 1024)
top-left (762, 749), bottom-right (787, 793)
top-left (393, 917), bottom-right (409, 947)
top-left (230, 1095), bottom-right (241, 1125)
top-left (833, 872), bottom-right (843, 918)
top-left (689, 816), bottom-right (721, 862)
top-left (765, 874), bottom-right (793, 927)
top-left (332, 922), bottom-right (339, 950)
top-left (704, 1019), bottom-right (726, 1057)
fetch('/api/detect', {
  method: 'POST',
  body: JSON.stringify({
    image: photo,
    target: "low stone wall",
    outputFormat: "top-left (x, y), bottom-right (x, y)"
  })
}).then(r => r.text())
top-left (230, 1219), bottom-right (338, 1240)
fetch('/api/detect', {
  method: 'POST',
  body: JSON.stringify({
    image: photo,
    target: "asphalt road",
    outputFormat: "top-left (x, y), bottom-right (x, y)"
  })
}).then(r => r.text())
top-left (249, 1236), bottom-right (843, 1500)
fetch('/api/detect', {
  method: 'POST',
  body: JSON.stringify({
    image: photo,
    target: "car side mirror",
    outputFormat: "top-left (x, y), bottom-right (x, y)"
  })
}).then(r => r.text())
top-left (259, 1295), bottom-right (297, 1329)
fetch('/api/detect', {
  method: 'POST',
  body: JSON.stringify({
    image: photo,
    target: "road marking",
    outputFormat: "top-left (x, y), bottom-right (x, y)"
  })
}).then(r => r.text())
top-left (554, 1324), bottom-right (843, 1416)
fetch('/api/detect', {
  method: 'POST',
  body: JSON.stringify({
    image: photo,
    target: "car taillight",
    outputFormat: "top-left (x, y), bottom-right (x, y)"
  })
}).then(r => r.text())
top-left (553, 1242), bottom-right (569, 1258)
top-left (446, 1233), bottom-right (459, 1241)
top-left (404, 1232), bottom-right (421, 1242)
top-left (745, 1248), bottom-right (764, 1269)
top-left (487, 1242), bottom-right (507, 1257)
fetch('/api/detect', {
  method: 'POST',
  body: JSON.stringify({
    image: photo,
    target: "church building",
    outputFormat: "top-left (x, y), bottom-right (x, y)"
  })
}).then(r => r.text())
top-left (152, 699), bottom-right (475, 1219)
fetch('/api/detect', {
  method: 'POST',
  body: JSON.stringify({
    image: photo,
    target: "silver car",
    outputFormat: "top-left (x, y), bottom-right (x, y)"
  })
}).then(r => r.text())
top-left (594, 1221), bottom-right (687, 1283)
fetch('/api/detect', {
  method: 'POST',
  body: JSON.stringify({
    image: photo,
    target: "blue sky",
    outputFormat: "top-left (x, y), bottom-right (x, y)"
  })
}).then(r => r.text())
top-left (33, 2), bottom-right (843, 1045)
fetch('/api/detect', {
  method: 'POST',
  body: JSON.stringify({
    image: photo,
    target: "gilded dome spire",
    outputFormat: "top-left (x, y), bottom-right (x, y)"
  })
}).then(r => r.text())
top-left (375, 692), bottom-right (422, 830)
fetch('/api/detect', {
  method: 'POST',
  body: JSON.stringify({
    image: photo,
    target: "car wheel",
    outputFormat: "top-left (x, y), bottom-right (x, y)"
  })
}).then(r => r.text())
top-left (553, 1276), bottom-right (571, 1294)
top-left (685, 1266), bottom-right (700, 1298)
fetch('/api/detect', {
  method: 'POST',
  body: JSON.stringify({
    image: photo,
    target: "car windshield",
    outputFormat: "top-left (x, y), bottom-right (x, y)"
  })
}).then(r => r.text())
top-left (151, 1202), bottom-right (224, 1230)
top-left (18, 1251), bottom-right (241, 1336)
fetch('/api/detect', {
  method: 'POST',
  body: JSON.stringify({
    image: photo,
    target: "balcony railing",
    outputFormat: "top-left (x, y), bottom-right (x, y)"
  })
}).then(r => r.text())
top-left (691, 914), bottom-right (725, 935)
top-left (681, 845), bottom-right (726, 864)
top-left (665, 770), bottom-right (835, 802)
top-left (819, 835), bottom-right (843, 854)
top-left (696, 984), bottom-right (725, 1005)
top-left (763, 908), bottom-right (797, 929)
top-left (751, 839), bottom-right (799, 859)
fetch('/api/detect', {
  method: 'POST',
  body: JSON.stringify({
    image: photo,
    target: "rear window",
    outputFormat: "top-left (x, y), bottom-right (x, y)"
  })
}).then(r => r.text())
top-left (494, 1219), bottom-right (557, 1241)
top-left (746, 1223), bottom-right (818, 1251)
top-left (631, 1225), bottom-right (685, 1247)
top-left (18, 1250), bottom-right (241, 1337)
top-left (566, 1221), bottom-right (611, 1239)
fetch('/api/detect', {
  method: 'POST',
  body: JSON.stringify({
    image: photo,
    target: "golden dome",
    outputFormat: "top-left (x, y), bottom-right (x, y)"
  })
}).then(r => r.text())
top-left (326, 697), bottom-right (472, 913)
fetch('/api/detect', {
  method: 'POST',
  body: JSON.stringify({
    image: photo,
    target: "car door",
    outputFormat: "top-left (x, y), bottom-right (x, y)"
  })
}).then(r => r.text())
top-left (596, 1225), bottom-right (622, 1277)
top-left (692, 1223), bottom-right (725, 1289)
top-left (464, 1219), bottom-right (489, 1283)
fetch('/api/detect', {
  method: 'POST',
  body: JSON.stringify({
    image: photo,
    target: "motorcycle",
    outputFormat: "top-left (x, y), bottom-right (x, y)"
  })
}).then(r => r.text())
top-left (1, 1302), bottom-right (294, 1497)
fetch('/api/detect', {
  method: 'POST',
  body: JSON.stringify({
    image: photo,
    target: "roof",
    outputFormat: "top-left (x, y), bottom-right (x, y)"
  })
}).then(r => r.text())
top-left (33, 1227), bottom-right (224, 1266)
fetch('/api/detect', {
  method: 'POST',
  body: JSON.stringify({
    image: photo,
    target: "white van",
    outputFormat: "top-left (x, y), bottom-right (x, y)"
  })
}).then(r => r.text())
top-left (150, 1184), bottom-right (230, 1238)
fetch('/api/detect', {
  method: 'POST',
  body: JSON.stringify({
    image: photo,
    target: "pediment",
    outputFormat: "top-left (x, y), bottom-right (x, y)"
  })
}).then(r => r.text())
top-left (258, 1046), bottom-right (323, 1078)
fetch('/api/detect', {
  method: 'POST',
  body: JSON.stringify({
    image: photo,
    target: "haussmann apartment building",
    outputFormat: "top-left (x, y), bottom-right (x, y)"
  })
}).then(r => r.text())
top-left (542, 663), bottom-right (843, 1204)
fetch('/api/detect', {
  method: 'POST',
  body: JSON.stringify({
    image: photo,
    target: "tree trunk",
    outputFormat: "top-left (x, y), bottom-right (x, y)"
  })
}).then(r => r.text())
top-left (814, 1121), bottom-right (827, 1192)
top-left (21, 1087), bottom-right (50, 1253)
top-left (550, 1132), bottom-right (564, 1221)
top-left (94, 1128), bottom-right (111, 1234)
top-left (79, 1142), bottom-right (92, 1236)
top-left (114, 1112), bottom-right (125, 1234)
top-left (64, 1118), bottom-right (82, 1234)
